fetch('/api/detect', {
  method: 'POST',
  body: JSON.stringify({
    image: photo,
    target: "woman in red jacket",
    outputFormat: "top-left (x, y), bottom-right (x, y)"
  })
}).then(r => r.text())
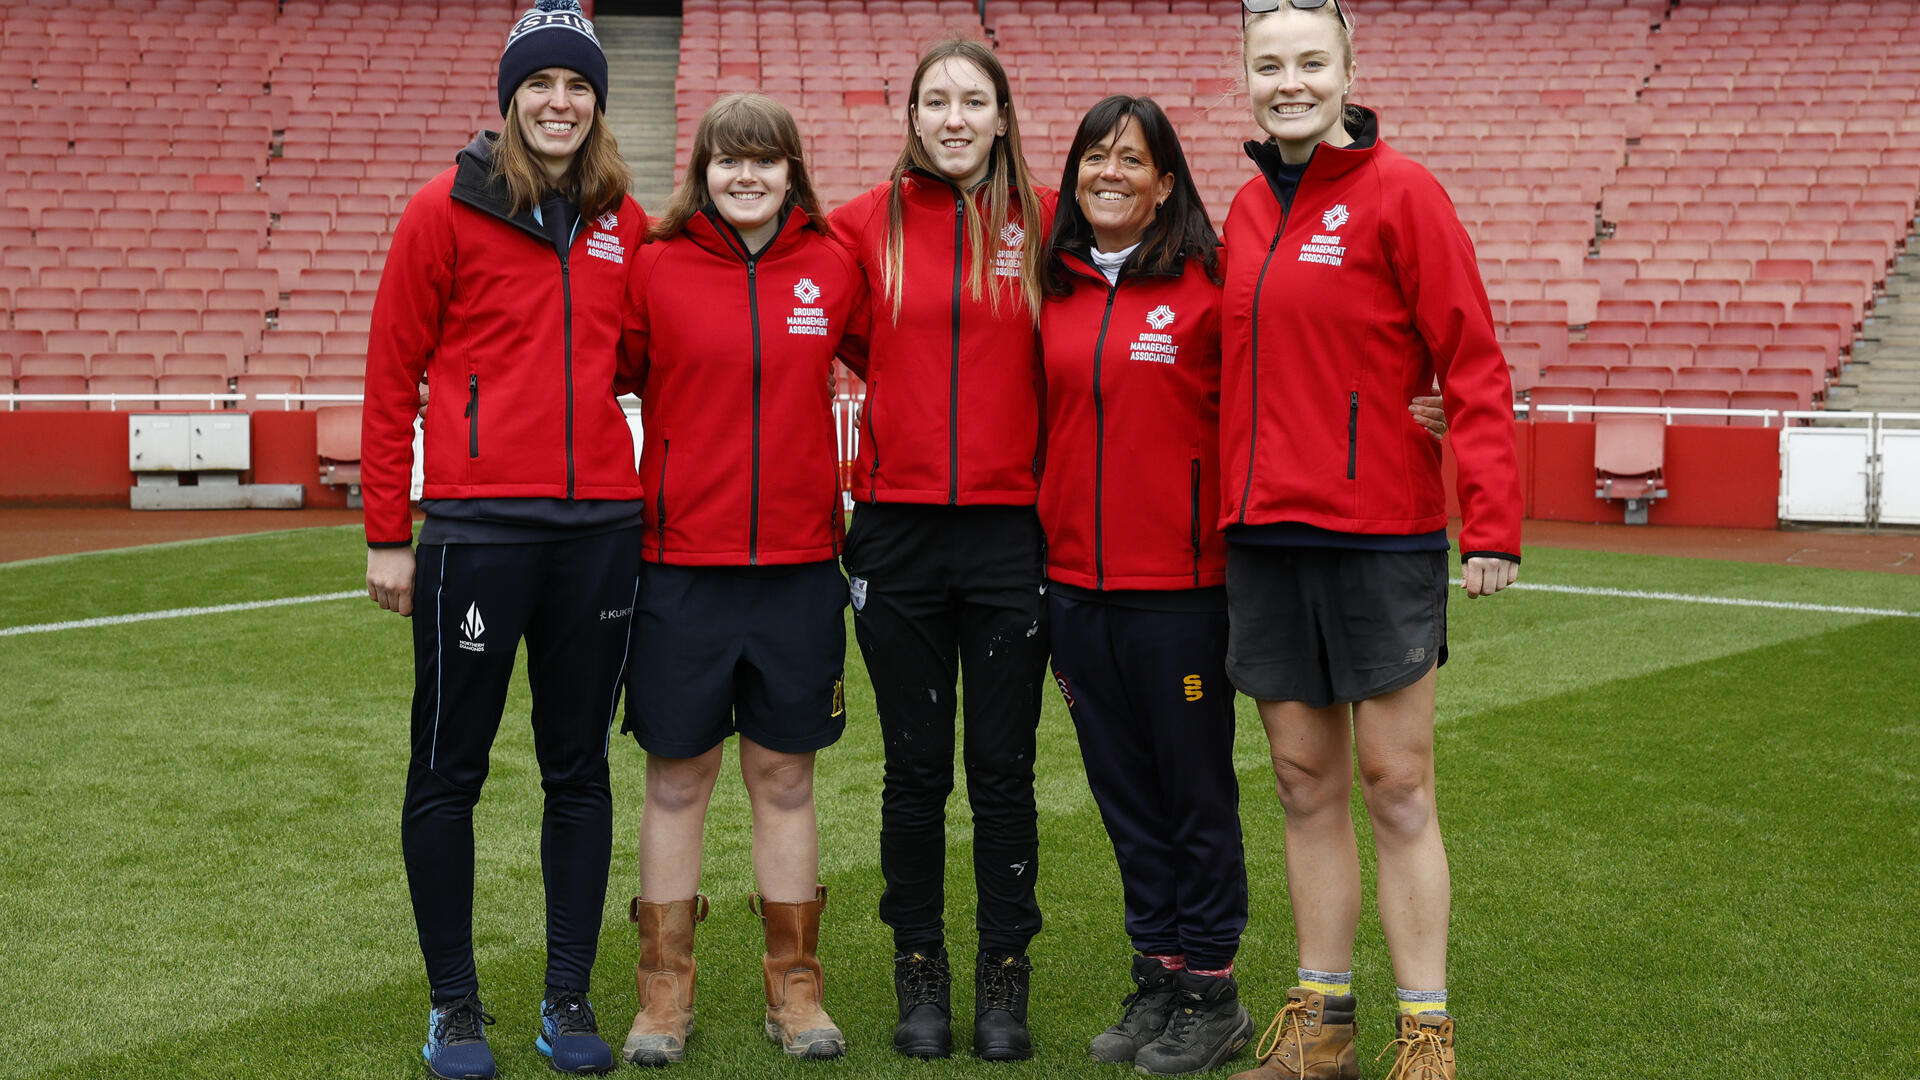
top-left (1221, 5), bottom-right (1523, 1080)
top-left (360, 2), bottom-right (642, 1076)
top-left (1040, 94), bottom-right (1447, 1078)
top-left (826, 38), bottom-right (1053, 1061)
top-left (615, 93), bottom-right (861, 1068)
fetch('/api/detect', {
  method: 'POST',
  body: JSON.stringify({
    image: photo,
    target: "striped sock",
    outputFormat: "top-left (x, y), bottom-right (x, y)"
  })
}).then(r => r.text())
top-left (1148, 953), bottom-right (1187, 972)
top-left (1397, 988), bottom-right (1448, 1017)
top-left (1297, 967), bottom-right (1352, 996)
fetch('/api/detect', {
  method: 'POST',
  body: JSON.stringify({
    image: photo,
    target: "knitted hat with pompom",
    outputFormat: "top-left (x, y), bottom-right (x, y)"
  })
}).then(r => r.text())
top-left (498, 0), bottom-right (608, 117)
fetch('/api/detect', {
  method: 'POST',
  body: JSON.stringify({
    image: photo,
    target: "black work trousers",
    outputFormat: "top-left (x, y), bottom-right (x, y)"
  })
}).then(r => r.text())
top-left (844, 503), bottom-right (1049, 956)
top-left (401, 527), bottom-right (640, 1001)
top-left (1048, 592), bottom-right (1247, 971)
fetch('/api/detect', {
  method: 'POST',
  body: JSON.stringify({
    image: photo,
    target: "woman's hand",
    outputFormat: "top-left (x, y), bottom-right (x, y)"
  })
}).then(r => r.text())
top-left (1463, 556), bottom-right (1517, 598)
top-left (367, 547), bottom-right (417, 615)
top-left (1409, 395), bottom-right (1446, 441)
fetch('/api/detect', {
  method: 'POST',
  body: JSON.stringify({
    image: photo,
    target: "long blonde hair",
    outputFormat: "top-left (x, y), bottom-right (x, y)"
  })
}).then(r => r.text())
top-left (492, 80), bottom-right (631, 220)
top-left (651, 93), bottom-right (828, 243)
top-left (882, 39), bottom-right (1045, 323)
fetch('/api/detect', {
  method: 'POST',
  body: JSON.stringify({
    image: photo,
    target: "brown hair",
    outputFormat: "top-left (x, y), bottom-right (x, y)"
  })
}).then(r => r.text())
top-left (881, 38), bottom-right (1045, 323)
top-left (1242, 4), bottom-right (1363, 128)
top-left (492, 75), bottom-right (631, 221)
top-left (650, 92), bottom-right (828, 243)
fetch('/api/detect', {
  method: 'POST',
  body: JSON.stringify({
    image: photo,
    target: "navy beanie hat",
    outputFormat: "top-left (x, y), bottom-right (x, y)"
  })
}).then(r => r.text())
top-left (498, 0), bottom-right (609, 117)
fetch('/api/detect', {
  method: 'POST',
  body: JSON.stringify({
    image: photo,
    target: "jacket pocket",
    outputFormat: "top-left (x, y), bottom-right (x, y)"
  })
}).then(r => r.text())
top-left (1188, 449), bottom-right (1203, 584)
top-left (1346, 390), bottom-right (1359, 480)
top-left (862, 377), bottom-right (880, 498)
top-left (465, 374), bottom-right (479, 459)
top-left (654, 430), bottom-right (671, 562)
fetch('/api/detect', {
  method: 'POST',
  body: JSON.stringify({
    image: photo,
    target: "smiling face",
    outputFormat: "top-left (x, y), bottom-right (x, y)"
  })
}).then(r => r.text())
top-left (1244, 8), bottom-right (1356, 164)
top-left (912, 58), bottom-right (1008, 189)
top-left (513, 66), bottom-right (596, 179)
top-left (705, 147), bottom-right (790, 250)
top-left (1075, 120), bottom-right (1174, 254)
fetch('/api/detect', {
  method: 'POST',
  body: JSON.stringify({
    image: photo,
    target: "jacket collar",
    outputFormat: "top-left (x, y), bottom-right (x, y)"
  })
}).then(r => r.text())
top-left (1243, 105), bottom-right (1382, 202)
top-left (450, 131), bottom-right (567, 245)
top-left (685, 203), bottom-right (811, 263)
top-left (1053, 242), bottom-right (1188, 286)
top-left (901, 164), bottom-right (1026, 208)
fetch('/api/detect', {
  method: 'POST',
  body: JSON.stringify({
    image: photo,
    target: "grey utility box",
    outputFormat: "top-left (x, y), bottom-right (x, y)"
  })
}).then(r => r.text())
top-left (129, 415), bottom-right (193, 471)
top-left (127, 413), bottom-right (303, 510)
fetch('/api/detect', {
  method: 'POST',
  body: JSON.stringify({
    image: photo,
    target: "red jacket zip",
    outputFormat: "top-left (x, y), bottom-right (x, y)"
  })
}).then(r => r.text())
top-left (1039, 252), bottom-right (1228, 591)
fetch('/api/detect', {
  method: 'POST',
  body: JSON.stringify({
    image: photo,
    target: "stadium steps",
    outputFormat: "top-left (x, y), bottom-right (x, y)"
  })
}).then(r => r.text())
top-left (1827, 242), bottom-right (1920, 413)
top-left (598, 14), bottom-right (684, 211)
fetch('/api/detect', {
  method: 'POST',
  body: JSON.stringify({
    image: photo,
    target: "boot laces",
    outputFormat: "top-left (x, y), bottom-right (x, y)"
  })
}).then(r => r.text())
top-left (1253, 998), bottom-right (1311, 1064)
top-left (433, 994), bottom-right (496, 1046)
top-left (1116, 979), bottom-right (1170, 1029)
top-left (545, 989), bottom-right (599, 1038)
top-left (977, 955), bottom-right (1031, 1012)
top-left (1377, 1023), bottom-right (1449, 1080)
top-left (897, 952), bottom-right (950, 1007)
top-left (1159, 990), bottom-right (1210, 1045)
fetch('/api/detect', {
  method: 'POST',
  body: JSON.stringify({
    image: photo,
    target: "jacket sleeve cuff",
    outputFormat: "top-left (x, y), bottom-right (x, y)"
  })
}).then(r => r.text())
top-left (367, 539), bottom-right (413, 550)
top-left (1461, 550), bottom-right (1521, 565)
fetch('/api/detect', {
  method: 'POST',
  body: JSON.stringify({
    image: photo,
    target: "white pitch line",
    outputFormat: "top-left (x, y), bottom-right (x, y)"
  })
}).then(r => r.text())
top-left (1455, 580), bottom-right (1920, 618)
top-left (0, 591), bottom-right (364, 638)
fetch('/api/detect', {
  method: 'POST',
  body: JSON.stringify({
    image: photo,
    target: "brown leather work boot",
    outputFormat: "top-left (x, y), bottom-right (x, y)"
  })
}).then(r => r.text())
top-left (1227, 988), bottom-right (1358, 1080)
top-left (753, 886), bottom-right (846, 1059)
top-left (1378, 1012), bottom-right (1454, 1080)
top-left (623, 895), bottom-right (707, 1067)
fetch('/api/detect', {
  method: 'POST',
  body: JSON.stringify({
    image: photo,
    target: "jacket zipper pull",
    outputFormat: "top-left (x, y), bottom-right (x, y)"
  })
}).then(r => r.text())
top-left (465, 374), bottom-right (477, 415)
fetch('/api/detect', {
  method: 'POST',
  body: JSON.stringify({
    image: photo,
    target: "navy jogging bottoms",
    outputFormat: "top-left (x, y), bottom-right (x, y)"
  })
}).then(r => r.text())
top-left (400, 527), bottom-right (641, 1001)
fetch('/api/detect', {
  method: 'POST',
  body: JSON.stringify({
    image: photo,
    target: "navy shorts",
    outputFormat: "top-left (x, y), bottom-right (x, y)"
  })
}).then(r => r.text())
top-left (1225, 546), bottom-right (1448, 708)
top-left (622, 559), bottom-right (849, 757)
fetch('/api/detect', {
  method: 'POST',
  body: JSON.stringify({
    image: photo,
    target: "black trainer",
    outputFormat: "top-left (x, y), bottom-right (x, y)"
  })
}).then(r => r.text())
top-left (893, 948), bottom-right (953, 1058)
top-left (1132, 970), bottom-right (1255, 1076)
top-left (973, 951), bottom-right (1034, 1061)
top-left (1090, 955), bottom-right (1180, 1064)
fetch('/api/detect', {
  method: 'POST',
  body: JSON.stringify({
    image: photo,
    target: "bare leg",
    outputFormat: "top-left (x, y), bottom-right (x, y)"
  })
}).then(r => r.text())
top-left (738, 736), bottom-right (820, 903)
top-left (1258, 699), bottom-right (1361, 975)
top-left (1352, 669), bottom-right (1447, 991)
top-left (638, 746), bottom-right (724, 901)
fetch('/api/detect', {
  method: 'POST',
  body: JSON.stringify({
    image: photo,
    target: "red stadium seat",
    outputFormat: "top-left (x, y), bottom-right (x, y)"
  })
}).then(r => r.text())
top-left (15, 374), bottom-right (90, 410)
top-left (1596, 386), bottom-right (1664, 409)
top-left (87, 374), bottom-right (158, 410)
top-left (1594, 413), bottom-right (1666, 507)
top-left (1662, 388), bottom-right (1732, 425)
top-left (1540, 363), bottom-right (1609, 389)
top-left (1728, 388), bottom-right (1801, 426)
top-left (156, 373), bottom-right (231, 410)
top-left (236, 373), bottom-right (304, 411)
top-left (1607, 366), bottom-right (1673, 391)
top-left (1529, 385), bottom-right (1593, 424)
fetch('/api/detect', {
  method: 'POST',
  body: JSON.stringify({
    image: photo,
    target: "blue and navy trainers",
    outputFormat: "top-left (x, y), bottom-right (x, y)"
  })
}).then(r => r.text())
top-left (423, 993), bottom-right (497, 1080)
top-left (536, 989), bottom-right (616, 1074)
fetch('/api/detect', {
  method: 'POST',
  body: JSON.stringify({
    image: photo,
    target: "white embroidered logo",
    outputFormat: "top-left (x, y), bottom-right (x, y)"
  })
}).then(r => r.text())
top-left (458, 603), bottom-right (486, 653)
top-left (849, 576), bottom-right (868, 612)
top-left (794, 278), bottom-right (821, 303)
top-left (1322, 204), bottom-right (1350, 231)
top-left (596, 211), bottom-right (618, 231)
top-left (585, 230), bottom-right (624, 265)
top-left (1146, 304), bottom-right (1176, 330)
top-left (1000, 223), bottom-right (1024, 247)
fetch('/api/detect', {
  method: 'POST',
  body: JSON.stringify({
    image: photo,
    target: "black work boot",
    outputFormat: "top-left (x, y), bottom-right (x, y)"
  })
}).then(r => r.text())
top-left (1089, 955), bottom-right (1179, 1063)
top-left (1133, 969), bottom-right (1256, 1075)
top-left (892, 948), bottom-right (953, 1058)
top-left (973, 951), bottom-right (1034, 1061)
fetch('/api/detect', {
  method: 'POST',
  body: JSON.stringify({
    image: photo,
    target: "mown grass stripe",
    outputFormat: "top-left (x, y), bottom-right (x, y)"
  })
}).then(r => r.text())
top-left (0, 590), bottom-right (363, 636)
top-left (1477, 580), bottom-right (1920, 618)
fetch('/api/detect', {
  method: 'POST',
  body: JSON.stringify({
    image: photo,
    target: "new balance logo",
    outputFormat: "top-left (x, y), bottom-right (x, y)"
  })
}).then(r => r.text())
top-left (458, 603), bottom-right (486, 653)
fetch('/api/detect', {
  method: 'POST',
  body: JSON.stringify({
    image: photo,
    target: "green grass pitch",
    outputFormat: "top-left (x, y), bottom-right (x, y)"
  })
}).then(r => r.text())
top-left (1, 525), bottom-right (1917, 1079)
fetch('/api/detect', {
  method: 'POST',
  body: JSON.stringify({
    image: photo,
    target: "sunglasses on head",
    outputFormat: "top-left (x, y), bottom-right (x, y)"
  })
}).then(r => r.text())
top-left (1241, 0), bottom-right (1352, 31)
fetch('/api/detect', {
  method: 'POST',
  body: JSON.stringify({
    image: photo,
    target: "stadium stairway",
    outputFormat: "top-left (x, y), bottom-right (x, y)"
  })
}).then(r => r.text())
top-left (598, 15), bottom-right (684, 211)
top-left (1827, 244), bottom-right (1920, 414)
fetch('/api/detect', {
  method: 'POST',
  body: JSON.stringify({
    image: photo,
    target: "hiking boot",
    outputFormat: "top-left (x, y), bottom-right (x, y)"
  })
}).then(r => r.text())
top-left (973, 951), bottom-right (1034, 1061)
top-left (622, 895), bottom-right (708, 1066)
top-left (1134, 970), bottom-right (1256, 1075)
top-left (892, 947), bottom-right (953, 1058)
top-left (1228, 988), bottom-right (1357, 1080)
top-left (423, 993), bottom-right (497, 1080)
top-left (753, 887), bottom-right (847, 1060)
top-left (1377, 1012), bottom-right (1454, 1080)
top-left (535, 989), bottom-right (615, 1074)
top-left (1089, 955), bottom-right (1179, 1064)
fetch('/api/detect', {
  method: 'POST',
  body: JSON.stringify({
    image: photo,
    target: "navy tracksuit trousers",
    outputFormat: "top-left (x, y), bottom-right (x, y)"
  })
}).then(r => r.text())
top-left (401, 528), bottom-right (641, 1001)
top-left (1047, 591), bottom-right (1248, 971)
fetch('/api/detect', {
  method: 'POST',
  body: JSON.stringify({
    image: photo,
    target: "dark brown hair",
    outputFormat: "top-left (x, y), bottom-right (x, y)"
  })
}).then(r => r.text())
top-left (650, 92), bottom-right (827, 243)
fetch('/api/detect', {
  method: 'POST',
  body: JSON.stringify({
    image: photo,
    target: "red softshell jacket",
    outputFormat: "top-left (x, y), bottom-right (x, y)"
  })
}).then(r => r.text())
top-left (619, 208), bottom-right (864, 566)
top-left (362, 149), bottom-right (648, 546)
top-left (828, 175), bottom-right (1057, 506)
top-left (1039, 252), bottom-right (1228, 591)
top-left (1220, 129), bottom-right (1523, 560)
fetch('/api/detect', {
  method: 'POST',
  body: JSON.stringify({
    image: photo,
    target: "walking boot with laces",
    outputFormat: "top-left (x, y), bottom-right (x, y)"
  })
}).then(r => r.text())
top-left (892, 947), bottom-right (953, 1058)
top-left (973, 951), bottom-right (1035, 1061)
top-left (752, 887), bottom-right (847, 1059)
top-left (1227, 988), bottom-right (1357, 1080)
top-left (1134, 969), bottom-right (1256, 1075)
top-left (1377, 1013), bottom-right (1454, 1080)
top-left (423, 993), bottom-right (497, 1080)
top-left (536, 989), bottom-right (615, 1074)
top-left (622, 895), bottom-right (707, 1067)
top-left (1089, 955), bottom-right (1179, 1064)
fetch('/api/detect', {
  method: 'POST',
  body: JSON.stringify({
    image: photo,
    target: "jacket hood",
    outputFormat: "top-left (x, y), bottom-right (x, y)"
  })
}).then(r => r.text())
top-left (1243, 105), bottom-right (1381, 193)
top-left (450, 131), bottom-right (554, 242)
